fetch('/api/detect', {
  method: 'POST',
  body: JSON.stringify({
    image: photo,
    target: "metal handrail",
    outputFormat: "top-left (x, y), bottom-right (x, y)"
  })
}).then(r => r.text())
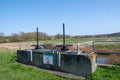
top-left (77, 41), bottom-right (93, 54)
top-left (77, 40), bottom-right (120, 54)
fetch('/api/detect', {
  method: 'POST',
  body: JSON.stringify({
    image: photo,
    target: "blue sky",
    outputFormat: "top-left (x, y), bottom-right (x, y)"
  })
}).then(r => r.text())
top-left (0, 0), bottom-right (120, 36)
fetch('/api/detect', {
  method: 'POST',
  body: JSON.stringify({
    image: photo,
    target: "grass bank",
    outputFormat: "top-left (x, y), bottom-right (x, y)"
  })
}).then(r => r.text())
top-left (88, 66), bottom-right (120, 80)
top-left (0, 49), bottom-right (70, 80)
top-left (0, 48), bottom-right (120, 80)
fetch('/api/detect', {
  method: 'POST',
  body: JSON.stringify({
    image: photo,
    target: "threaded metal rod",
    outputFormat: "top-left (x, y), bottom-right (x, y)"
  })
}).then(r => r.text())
top-left (37, 27), bottom-right (39, 47)
top-left (35, 27), bottom-right (39, 49)
top-left (63, 23), bottom-right (65, 46)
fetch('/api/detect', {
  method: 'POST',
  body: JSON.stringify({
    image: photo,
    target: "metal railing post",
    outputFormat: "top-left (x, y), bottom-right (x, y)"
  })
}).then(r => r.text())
top-left (77, 43), bottom-right (80, 54)
top-left (92, 41), bottom-right (94, 54)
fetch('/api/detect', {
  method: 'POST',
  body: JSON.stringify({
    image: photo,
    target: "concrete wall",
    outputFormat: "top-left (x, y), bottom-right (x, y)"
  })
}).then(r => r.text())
top-left (17, 49), bottom-right (96, 77)
top-left (60, 54), bottom-right (93, 77)
top-left (17, 50), bottom-right (29, 64)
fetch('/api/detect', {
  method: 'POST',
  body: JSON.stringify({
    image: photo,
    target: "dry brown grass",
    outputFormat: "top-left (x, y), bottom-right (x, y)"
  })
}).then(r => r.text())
top-left (1, 42), bottom-right (120, 64)
top-left (0, 42), bottom-right (34, 50)
top-left (1, 42), bottom-right (119, 52)
top-left (106, 54), bottom-right (120, 64)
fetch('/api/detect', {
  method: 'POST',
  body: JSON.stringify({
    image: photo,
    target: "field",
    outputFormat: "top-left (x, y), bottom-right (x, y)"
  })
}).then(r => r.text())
top-left (0, 48), bottom-right (71, 80)
top-left (0, 37), bottom-right (120, 80)
top-left (0, 37), bottom-right (120, 50)
top-left (0, 38), bottom-right (120, 65)
top-left (0, 48), bottom-right (120, 80)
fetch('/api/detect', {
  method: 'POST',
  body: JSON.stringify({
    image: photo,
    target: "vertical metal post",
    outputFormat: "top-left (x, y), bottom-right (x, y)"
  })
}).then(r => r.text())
top-left (92, 41), bottom-right (94, 53)
top-left (77, 43), bottom-right (80, 54)
top-left (35, 27), bottom-right (39, 49)
top-left (58, 51), bottom-right (61, 67)
top-left (37, 27), bottom-right (39, 46)
top-left (63, 23), bottom-right (65, 46)
top-left (61, 23), bottom-right (69, 51)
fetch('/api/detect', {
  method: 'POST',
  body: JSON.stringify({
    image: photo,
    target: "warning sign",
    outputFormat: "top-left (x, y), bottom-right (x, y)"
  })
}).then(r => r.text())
top-left (43, 53), bottom-right (53, 65)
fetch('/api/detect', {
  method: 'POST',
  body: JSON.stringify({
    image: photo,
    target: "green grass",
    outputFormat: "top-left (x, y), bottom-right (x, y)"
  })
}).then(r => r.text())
top-left (88, 66), bottom-right (120, 80)
top-left (95, 44), bottom-right (120, 49)
top-left (35, 37), bottom-right (108, 44)
top-left (36, 37), bottom-right (120, 44)
top-left (0, 48), bottom-right (120, 80)
top-left (0, 49), bottom-right (71, 80)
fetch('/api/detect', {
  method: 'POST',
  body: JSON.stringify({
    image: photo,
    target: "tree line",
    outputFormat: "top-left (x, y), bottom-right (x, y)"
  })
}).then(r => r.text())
top-left (0, 32), bottom-right (72, 43)
top-left (0, 32), bottom-right (119, 43)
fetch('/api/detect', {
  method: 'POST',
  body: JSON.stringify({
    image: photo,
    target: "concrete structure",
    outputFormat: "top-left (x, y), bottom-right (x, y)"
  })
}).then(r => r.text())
top-left (17, 49), bottom-right (96, 77)
top-left (17, 25), bottom-right (97, 77)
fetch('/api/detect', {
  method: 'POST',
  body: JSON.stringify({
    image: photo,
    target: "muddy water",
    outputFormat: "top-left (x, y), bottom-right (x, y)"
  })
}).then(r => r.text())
top-left (97, 54), bottom-right (109, 64)
top-left (96, 54), bottom-right (120, 64)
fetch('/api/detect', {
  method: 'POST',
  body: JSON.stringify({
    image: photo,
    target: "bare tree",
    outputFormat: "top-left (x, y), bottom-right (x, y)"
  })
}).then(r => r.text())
top-left (0, 32), bottom-right (4, 37)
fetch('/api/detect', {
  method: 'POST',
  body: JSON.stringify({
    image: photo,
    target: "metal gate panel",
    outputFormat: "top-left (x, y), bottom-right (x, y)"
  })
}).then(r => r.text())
top-left (26, 49), bottom-right (33, 62)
